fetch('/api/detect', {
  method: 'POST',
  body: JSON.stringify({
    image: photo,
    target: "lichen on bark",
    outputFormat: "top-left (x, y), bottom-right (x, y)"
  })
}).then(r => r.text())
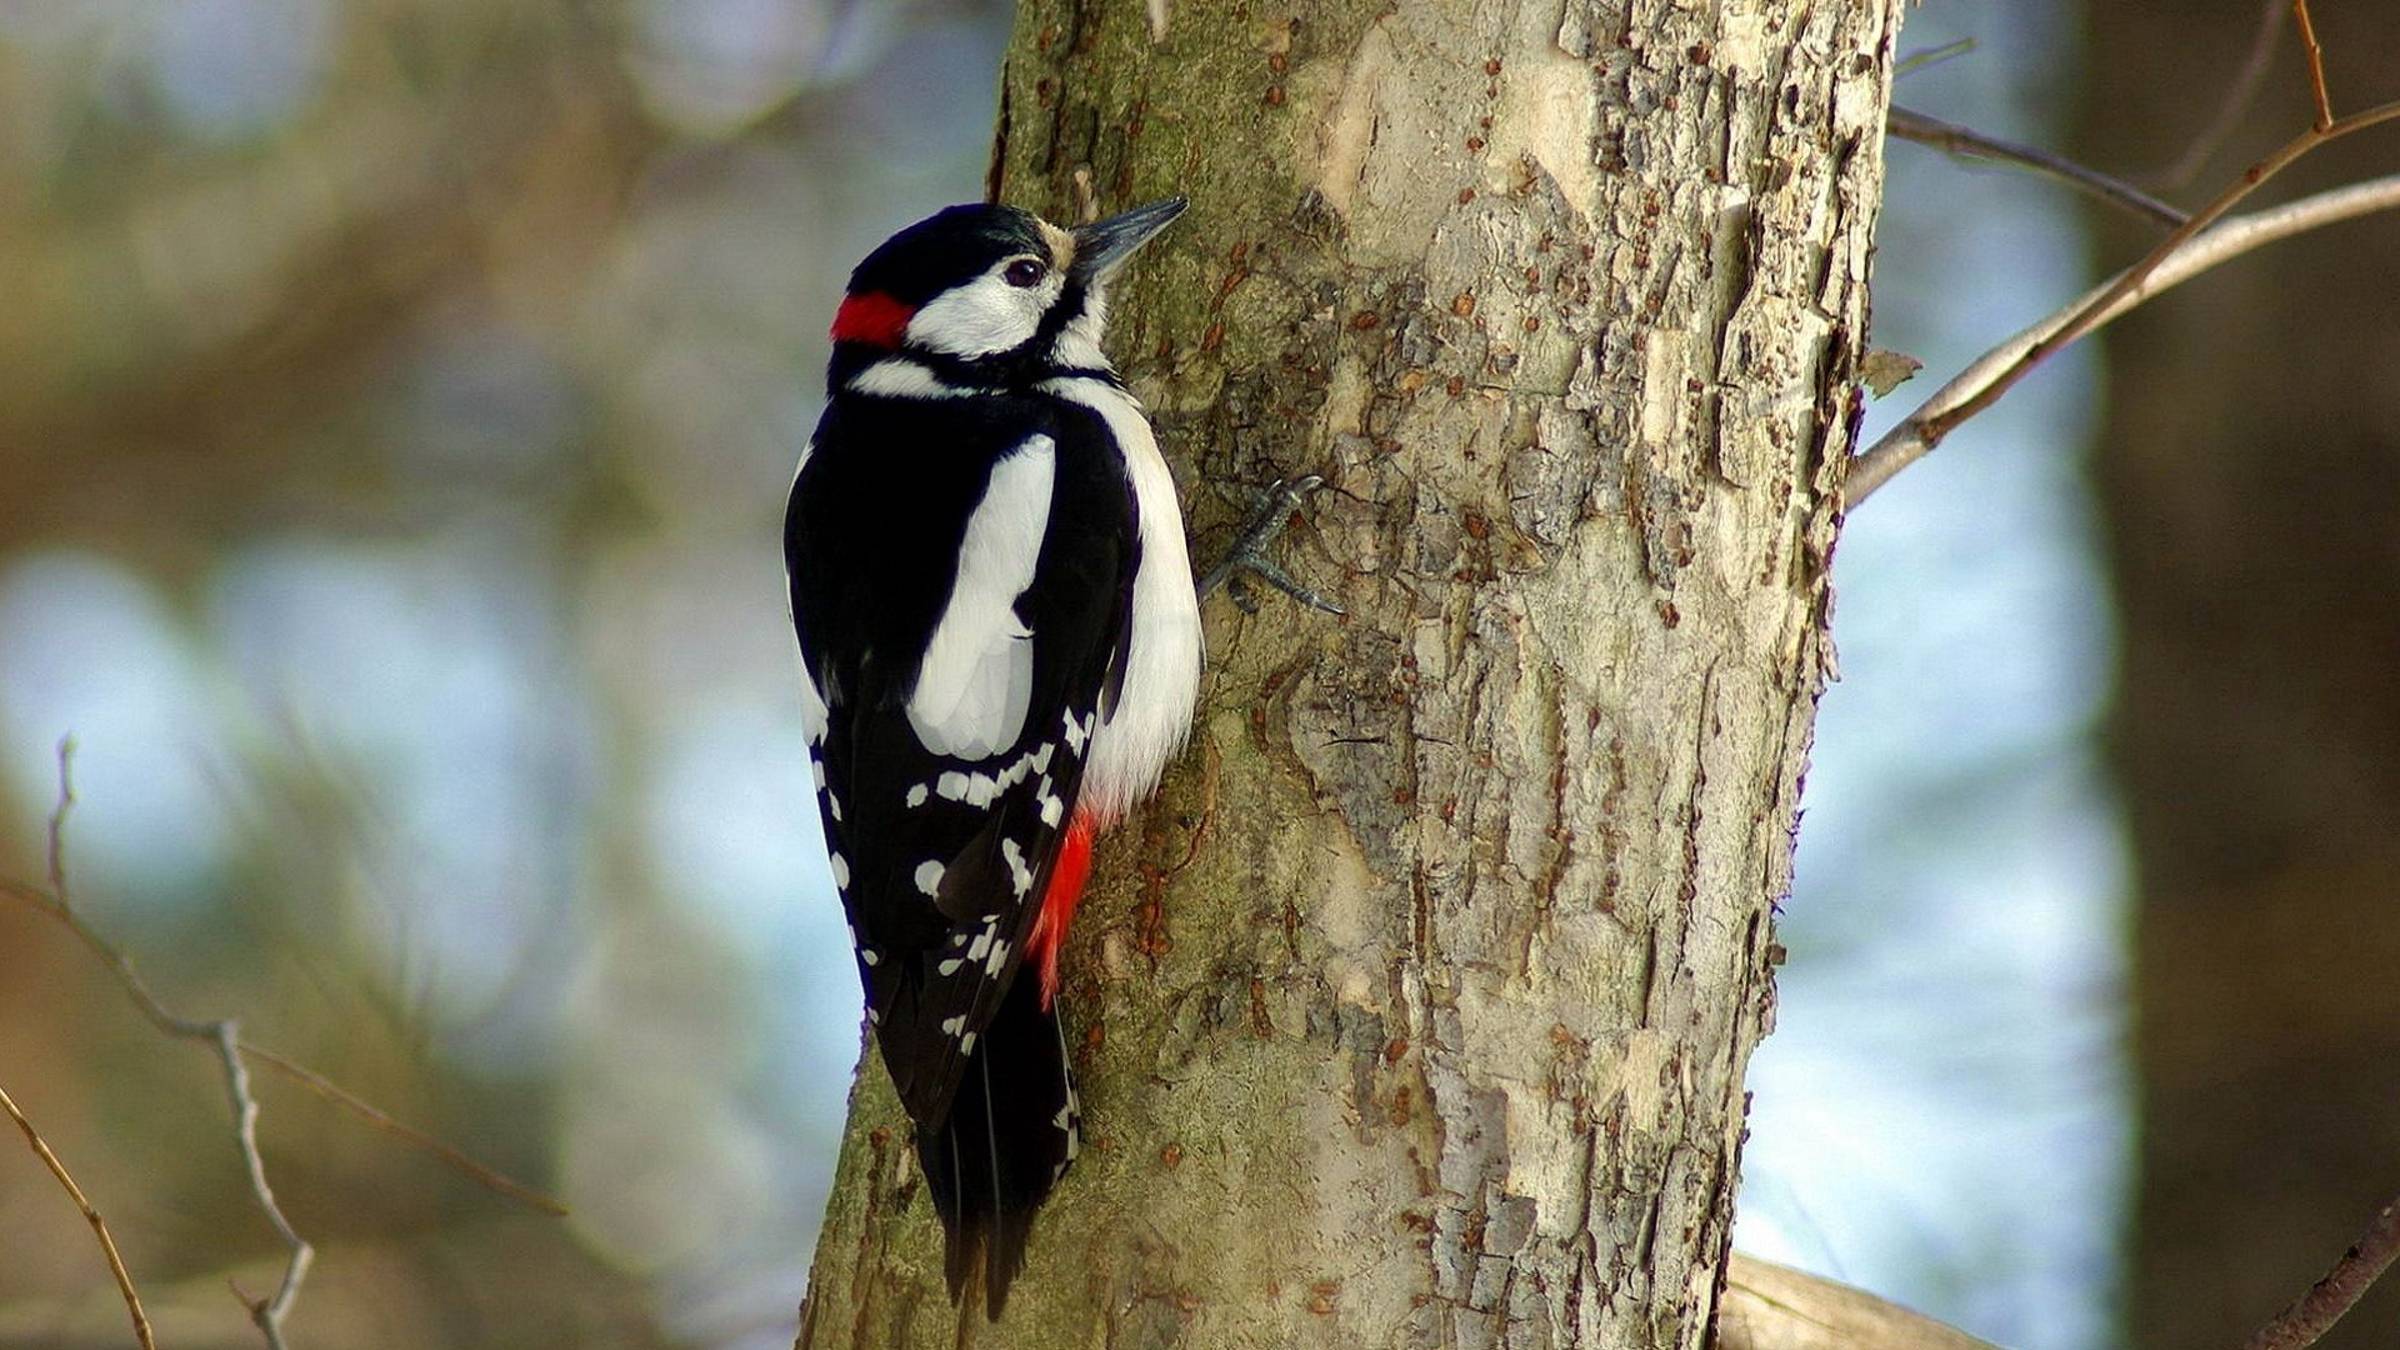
top-left (798, 2), bottom-right (1900, 1347)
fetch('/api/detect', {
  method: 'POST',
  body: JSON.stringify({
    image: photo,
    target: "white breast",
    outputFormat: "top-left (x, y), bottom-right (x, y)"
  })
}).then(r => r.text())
top-left (1041, 376), bottom-right (1202, 822)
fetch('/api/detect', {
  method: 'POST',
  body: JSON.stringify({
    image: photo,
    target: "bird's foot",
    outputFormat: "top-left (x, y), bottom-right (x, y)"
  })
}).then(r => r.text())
top-left (1197, 476), bottom-right (1343, 616)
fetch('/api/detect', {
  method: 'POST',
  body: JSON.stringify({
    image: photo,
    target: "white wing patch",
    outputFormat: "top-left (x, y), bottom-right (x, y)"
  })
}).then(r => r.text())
top-left (907, 435), bottom-right (1056, 760)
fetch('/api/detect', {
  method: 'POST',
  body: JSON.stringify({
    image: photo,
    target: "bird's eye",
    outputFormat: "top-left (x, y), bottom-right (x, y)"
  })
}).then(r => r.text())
top-left (1003, 258), bottom-right (1047, 288)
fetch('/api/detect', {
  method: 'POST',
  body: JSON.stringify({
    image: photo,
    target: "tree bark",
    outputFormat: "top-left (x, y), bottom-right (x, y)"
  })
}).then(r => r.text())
top-left (797, 1), bottom-right (1899, 1345)
top-left (2074, 4), bottom-right (2400, 1348)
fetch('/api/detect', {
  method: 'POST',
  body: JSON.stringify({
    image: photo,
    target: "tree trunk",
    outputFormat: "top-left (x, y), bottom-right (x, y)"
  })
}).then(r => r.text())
top-left (2074, 4), bottom-right (2400, 1347)
top-left (797, 2), bottom-right (1900, 1345)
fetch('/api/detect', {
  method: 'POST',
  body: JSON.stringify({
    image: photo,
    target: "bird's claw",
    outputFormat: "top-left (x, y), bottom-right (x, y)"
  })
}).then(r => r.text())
top-left (1198, 475), bottom-right (1343, 616)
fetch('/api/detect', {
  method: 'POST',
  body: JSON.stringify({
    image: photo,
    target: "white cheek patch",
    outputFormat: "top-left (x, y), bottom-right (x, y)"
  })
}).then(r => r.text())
top-left (906, 265), bottom-right (1063, 359)
top-left (908, 436), bottom-right (1056, 759)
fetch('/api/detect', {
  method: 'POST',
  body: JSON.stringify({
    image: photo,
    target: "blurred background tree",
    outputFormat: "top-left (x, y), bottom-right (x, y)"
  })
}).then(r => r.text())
top-left (0, 0), bottom-right (2390, 1347)
top-left (2074, 3), bottom-right (2400, 1347)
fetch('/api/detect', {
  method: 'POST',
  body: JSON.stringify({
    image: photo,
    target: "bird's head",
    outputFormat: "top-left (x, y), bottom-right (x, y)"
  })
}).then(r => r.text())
top-left (829, 199), bottom-right (1186, 389)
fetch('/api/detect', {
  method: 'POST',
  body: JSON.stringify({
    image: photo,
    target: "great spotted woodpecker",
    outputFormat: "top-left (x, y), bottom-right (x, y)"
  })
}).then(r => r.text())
top-left (784, 199), bottom-right (1200, 1314)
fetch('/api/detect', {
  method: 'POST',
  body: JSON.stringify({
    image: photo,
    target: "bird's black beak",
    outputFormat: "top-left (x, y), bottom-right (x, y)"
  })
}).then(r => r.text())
top-left (1071, 197), bottom-right (1187, 283)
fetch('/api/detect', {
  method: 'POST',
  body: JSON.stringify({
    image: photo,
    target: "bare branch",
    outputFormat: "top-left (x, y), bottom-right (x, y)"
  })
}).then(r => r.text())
top-left (2242, 1195), bottom-right (2400, 1350)
top-left (1889, 106), bottom-right (2187, 228)
top-left (1848, 102), bottom-right (2400, 507)
top-left (1894, 38), bottom-right (1977, 81)
top-left (0, 1081), bottom-right (156, 1350)
top-left (240, 1044), bottom-right (568, 1217)
top-left (46, 738), bottom-right (74, 901)
top-left (214, 1021), bottom-right (311, 1350)
top-left (1720, 1254), bottom-right (2003, 1350)
top-left (2290, 0), bottom-right (2333, 133)
top-left (3, 740), bottom-right (571, 1345)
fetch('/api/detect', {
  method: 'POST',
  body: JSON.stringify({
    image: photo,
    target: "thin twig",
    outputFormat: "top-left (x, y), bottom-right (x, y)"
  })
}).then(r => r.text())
top-left (240, 1044), bottom-right (567, 1216)
top-left (3, 741), bottom-right (570, 1345)
top-left (2146, 0), bottom-right (2286, 190)
top-left (0, 1081), bottom-right (156, 1350)
top-left (1893, 37), bottom-right (1976, 81)
top-left (2291, 0), bottom-right (2333, 133)
top-left (215, 1021), bottom-right (310, 1350)
top-left (45, 754), bottom-right (73, 901)
top-left (1889, 105), bottom-right (2188, 227)
top-left (1847, 101), bottom-right (2400, 507)
top-left (2242, 1195), bottom-right (2400, 1350)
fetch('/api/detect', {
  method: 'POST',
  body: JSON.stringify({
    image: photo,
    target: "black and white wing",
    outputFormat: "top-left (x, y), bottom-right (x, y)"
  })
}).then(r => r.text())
top-left (784, 391), bottom-right (1131, 1128)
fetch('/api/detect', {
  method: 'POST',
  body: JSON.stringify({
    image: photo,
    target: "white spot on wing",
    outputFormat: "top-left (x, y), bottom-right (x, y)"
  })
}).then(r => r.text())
top-left (906, 783), bottom-right (929, 808)
top-left (1001, 838), bottom-right (1034, 896)
top-left (914, 860), bottom-right (945, 896)
top-left (940, 1015), bottom-right (967, 1036)
top-left (908, 436), bottom-right (1056, 760)
top-left (828, 852), bottom-right (850, 890)
top-left (960, 1031), bottom-right (978, 1055)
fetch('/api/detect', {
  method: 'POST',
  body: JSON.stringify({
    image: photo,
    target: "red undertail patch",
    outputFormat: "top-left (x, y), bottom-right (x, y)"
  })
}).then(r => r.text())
top-left (830, 291), bottom-right (914, 349)
top-left (1027, 811), bottom-right (1097, 1010)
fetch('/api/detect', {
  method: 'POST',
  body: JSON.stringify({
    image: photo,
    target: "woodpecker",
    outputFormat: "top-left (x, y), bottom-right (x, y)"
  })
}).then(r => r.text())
top-left (784, 198), bottom-right (1201, 1314)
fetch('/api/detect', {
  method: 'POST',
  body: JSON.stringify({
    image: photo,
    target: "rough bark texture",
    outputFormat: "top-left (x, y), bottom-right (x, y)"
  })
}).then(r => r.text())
top-left (2075, 4), bottom-right (2400, 1347)
top-left (797, 2), bottom-right (1898, 1345)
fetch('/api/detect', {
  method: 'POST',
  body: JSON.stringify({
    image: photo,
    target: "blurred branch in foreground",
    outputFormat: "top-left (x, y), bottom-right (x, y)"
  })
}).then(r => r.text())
top-left (2139, 0), bottom-right (2287, 188)
top-left (1720, 1256), bottom-right (2002, 1350)
top-left (1, 741), bottom-right (566, 1347)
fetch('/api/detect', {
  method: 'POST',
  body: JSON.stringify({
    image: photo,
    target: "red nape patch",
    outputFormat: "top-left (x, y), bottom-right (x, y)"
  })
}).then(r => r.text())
top-left (1027, 811), bottom-right (1098, 1010)
top-left (830, 291), bottom-right (914, 348)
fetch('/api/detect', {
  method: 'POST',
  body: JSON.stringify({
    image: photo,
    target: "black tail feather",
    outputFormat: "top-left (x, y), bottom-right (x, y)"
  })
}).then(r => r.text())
top-left (916, 977), bottom-right (1080, 1318)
